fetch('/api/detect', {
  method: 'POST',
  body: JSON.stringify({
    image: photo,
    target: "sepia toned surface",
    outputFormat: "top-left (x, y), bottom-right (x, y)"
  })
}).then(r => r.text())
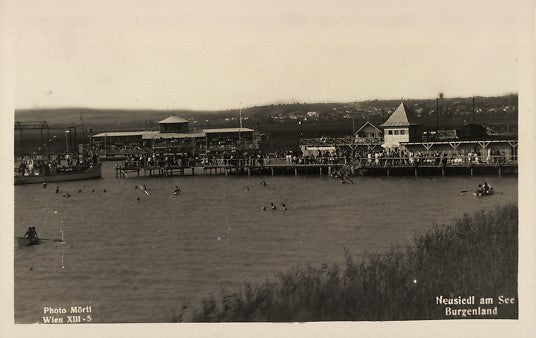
top-left (2, 0), bottom-right (535, 336)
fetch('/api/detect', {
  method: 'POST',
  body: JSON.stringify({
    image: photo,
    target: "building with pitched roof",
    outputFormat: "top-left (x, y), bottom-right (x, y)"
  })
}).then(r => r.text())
top-left (355, 121), bottom-right (382, 140)
top-left (380, 102), bottom-right (422, 146)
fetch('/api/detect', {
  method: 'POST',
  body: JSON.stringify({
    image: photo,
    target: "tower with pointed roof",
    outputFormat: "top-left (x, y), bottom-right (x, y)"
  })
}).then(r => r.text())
top-left (380, 102), bottom-right (421, 146)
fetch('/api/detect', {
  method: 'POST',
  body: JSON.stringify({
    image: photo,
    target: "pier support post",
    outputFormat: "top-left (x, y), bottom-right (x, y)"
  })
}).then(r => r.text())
top-left (319, 167), bottom-right (322, 176)
top-left (441, 168), bottom-right (445, 176)
top-left (328, 166), bottom-right (331, 176)
top-left (294, 168), bottom-right (298, 176)
top-left (414, 168), bottom-right (418, 176)
top-left (498, 166), bottom-right (502, 176)
top-left (470, 167), bottom-right (473, 176)
top-left (271, 167), bottom-right (274, 176)
top-left (192, 167), bottom-right (195, 176)
top-left (386, 169), bottom-right (390, 176)
top-left (247, 168), bottom-right (251, 176)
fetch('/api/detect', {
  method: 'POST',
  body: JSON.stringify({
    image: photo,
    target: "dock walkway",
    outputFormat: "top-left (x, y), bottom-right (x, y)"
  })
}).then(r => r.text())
top-left (115, 156), bottom-right (517, 178)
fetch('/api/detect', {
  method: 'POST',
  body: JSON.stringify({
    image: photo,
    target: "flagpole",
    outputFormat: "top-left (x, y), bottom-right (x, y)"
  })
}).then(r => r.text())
top-left (239, 102), bottom-right (242, 142)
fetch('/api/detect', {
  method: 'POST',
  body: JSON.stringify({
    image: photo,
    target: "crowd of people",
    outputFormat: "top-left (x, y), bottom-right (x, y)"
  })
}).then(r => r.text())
top-left (118, 145), bottom-right (514, 171)
top-left (16, 153), bottom-right (99, 177)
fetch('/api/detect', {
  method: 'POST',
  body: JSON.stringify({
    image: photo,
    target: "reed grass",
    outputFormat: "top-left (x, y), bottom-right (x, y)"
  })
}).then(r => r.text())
top-left (173, 203), bottom-right (518, 322)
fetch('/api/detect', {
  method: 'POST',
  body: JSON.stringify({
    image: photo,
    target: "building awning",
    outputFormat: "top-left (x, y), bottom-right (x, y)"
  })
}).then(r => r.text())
top-left (381, 141), bottom-right (401, 148)
top-left (142, 132), bottom-right (206, 140)
top-left (302, 146), bottom-right (336, 152)
top-left (203, 128), bottom-right (254, 133)
top-left (92, 131), bottom-right (153, 138)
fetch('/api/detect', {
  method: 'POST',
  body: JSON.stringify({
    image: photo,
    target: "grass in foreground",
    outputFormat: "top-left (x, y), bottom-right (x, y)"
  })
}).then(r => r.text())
top-left (173, 204), bottom-right (518, 322)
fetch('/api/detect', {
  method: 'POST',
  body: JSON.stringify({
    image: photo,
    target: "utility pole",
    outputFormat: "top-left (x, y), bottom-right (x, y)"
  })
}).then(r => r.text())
top-left (472, 96), bottom-right (475, 124)
top-left (80, 114), bottom-right (86, 147)
top-left (65, 130), bottom-right (70, 154)
top-left (239, 102), bottom-right (242, 142)
top-left (436, 98), bottom-right (439, 129)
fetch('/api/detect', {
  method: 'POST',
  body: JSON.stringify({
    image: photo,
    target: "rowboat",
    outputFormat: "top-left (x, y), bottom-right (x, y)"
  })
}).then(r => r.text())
top-left (14, 163), bottom-right (102, 185)
top-left (15, 237), bottom-right (64, 246)
top-left (473, 189), bottom-right (494, 197)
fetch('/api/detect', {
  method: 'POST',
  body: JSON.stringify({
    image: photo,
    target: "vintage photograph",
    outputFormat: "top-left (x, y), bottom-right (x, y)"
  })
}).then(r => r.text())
top-left (7, 0), bottom-right (532, 331)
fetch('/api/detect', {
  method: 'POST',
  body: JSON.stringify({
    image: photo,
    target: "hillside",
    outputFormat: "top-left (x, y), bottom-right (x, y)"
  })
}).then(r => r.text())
top-left (15, 94), bottom-right (517, 130)
top-left (14, 94), bottom-right (518, 153)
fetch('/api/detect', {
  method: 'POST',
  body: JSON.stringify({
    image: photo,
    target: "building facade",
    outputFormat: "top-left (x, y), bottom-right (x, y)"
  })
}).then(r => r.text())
top-left (380, 103), bottom-right (422, 146)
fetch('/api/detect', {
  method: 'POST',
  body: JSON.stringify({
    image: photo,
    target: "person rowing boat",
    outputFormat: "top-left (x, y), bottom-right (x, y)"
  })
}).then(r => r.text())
top-left (474, 182), bottom-right (494, 197)
top-left (24, 226), bottom-right (39, 245)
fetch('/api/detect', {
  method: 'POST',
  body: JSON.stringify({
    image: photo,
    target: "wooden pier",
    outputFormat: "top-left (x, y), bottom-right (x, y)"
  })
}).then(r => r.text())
top-left (115, 156), bottom-right (517, 178)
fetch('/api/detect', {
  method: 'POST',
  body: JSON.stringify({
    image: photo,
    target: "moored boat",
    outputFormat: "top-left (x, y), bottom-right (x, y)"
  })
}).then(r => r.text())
top-left (14, 163), bottom-right (102, 185)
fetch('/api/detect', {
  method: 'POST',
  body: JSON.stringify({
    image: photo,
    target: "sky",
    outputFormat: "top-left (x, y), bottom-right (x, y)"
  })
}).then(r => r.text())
top-left (6, 0), bottom-right (525, 110)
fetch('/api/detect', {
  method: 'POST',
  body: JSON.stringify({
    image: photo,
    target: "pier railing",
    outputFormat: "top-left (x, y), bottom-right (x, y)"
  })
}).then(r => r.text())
top-left (351, 155), bottom-right (517, 168)
top-left (117, 154), bottom-right (516, 171)
top-left (115, 154), bottom-right (517, 178)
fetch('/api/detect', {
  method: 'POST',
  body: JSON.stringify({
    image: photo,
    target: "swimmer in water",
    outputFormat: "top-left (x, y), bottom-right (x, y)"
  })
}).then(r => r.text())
top-left (92, 189), bottom-right (95, 192)
top-left (244, 186), bottom-right (250, 191)
top-left (261, 206), bottom-right (266, 210)
top-left (78, 189), bottom-right (82, 193)
top-left (281, 203), bottom-right (287, 211)
top-left (104, 189), bottom-right (107, 193)
top-left (56, 186), bottom-right (60, 194)
top-left (173, 186), bottom-right (181, 195)
top-left (42, 182), bottom-right (47, 189)
top-left (270, 203), bottom-right (277, 210)
top-left (137, 197), bottom-right (140, 203)
top-left (63, 192), bottom-right (71, 198)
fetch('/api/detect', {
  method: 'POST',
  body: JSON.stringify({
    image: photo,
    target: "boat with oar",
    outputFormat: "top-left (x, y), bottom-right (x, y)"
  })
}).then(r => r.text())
top-left (474, 189), bottom-right (494, 197)
top-left (15, 237), bottom-right (65, 247)
top-left (473, 185), bottom-right (494, 197)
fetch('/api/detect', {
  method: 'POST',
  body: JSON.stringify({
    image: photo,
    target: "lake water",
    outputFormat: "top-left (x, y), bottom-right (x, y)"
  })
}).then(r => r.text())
top-left (14, 162), bottom-right (517, 323)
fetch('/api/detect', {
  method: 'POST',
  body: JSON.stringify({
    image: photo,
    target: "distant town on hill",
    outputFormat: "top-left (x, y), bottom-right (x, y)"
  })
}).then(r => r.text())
top-left (15, 94), bottom-right (517, 150)
top-left (15, 94), bottom-right (517, 128)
